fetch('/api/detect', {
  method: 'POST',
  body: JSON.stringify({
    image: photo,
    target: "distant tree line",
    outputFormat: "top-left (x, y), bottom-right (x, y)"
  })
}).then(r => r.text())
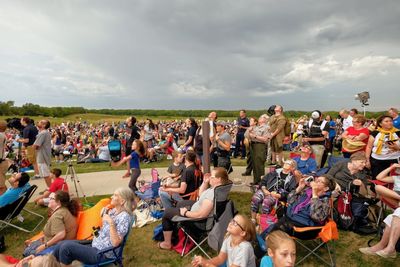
top-left (0, 100), bottom-right (386, 119)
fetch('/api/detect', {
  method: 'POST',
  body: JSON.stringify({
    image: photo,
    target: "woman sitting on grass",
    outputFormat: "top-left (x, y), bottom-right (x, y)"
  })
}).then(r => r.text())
top-left (52, 187), bottom-right (135, 266)
top-left (23, 191), bottom-right (79, 256)
top-left (158, 167), bottom-right (230, 250)
top-left (260, 230), bottom-right (296, 267)
top-left (192, 214), bottom-right (256, 267)
top-left (111, 140), bottom-right (145, 192)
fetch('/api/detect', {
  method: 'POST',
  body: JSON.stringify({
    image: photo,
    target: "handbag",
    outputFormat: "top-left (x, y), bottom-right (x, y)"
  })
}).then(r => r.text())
top-left (172, 228), bottom-right (194, 255)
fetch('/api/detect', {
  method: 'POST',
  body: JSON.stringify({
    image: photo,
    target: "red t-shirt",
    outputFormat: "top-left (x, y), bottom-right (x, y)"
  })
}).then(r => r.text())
top-left (49, 177), bottom-right (69, 193)
top-left (342, 127), bottom-right (370, 152)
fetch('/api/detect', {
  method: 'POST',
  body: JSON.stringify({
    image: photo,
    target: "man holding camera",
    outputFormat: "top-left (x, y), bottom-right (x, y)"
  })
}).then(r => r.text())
top-left (18, 117), bottom-right (39, 178)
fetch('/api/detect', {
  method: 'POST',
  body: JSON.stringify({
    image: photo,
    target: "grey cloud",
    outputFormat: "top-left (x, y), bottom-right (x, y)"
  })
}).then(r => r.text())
top-left (0, 0), bottom-right (399, 110)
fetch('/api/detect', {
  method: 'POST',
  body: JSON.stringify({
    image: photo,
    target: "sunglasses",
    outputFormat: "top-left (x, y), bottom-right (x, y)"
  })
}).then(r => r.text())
top-left (230, 219), bottom-right (244, 231)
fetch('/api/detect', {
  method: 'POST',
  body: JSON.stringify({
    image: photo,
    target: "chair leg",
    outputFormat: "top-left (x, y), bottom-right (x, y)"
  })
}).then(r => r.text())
top-left (296, 240), bottom-right (335, 266)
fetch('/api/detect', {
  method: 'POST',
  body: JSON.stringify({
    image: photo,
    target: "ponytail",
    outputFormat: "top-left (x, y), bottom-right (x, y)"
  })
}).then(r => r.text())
top-left (55, 190), bottom-right (80, 217)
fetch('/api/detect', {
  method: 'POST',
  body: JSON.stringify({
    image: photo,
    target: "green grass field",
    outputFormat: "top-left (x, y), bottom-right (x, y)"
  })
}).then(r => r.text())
top-left (1, 190), bottom-right (397, 267)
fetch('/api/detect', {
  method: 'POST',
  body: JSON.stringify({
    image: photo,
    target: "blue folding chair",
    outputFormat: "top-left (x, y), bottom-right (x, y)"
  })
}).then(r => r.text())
top-left (84, 217), bottom-right (134, 267)
top-left (316, 155), bottom-right (348, 176)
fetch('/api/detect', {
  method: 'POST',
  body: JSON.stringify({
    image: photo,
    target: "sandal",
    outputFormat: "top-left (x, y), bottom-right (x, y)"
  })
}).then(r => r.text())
top-left (158, 242), bottom-right (171, 250)
top-left (122, 173), bottom-right (130, 178)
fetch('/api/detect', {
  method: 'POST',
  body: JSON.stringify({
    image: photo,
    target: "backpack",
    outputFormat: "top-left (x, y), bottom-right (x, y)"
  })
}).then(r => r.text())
top-left (284, 117), bottom-right (291, 136)
top-left (336, 190), bottom-right (353, 230)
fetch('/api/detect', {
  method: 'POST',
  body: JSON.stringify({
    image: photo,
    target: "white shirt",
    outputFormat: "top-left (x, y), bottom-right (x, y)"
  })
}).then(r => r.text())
top-left (342, 115), bottom-right (353, 131)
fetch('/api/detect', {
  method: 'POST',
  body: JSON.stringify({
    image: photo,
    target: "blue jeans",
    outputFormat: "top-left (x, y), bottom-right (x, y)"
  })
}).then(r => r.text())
top-left (52, 240), bottom-right (101, 265)
top-left (159, 190), bottom-right (183, 209)
top-left (234, 131), bottom-right (246, 157)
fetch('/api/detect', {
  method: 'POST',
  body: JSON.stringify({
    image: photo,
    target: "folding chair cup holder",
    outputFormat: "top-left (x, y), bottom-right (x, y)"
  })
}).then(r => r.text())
top-left (171, 182), bottom-right (234, 259)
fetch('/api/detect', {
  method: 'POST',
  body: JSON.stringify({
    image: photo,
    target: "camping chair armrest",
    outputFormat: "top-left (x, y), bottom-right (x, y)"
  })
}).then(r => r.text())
top-left (96, 245), bottom-right (120, 258)
top-left (172, 215), bottom-right (211, 223)
top-left (369, 179), bottom-right (390, 186)
top-left (293, 226), bottom-right (324, 233)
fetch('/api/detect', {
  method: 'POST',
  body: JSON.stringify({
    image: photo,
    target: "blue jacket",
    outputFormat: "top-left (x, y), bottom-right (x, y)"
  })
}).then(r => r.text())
top-left (286, 188), bottom-right (331, 226)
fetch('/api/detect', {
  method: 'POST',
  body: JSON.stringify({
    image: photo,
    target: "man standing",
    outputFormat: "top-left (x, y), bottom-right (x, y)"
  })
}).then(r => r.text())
top-left (0, 121), bottom-right (10, 195)
top-left (215, 121), bottom-right (232, 173)
top-left (18, 117), bottom-right (39, 178)
top-left (303, 110), bottom-right (330, 168)
top-left (269, 105), bottom-right (286, 167)
top-left (248, 114), bottom-right (271, 184)
top-left (33, 120), bottom-right (52, 188)
top-left (339, 109), bottom-right (353, 131)
top-left (388, 108), bottom-right (400, 129)
top-left (234, 110), bottom-right (250, 159)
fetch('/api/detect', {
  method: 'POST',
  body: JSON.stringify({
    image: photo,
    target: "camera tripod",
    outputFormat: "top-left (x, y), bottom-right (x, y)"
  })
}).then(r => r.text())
top-left (64, 160), bottom-right (88, 204)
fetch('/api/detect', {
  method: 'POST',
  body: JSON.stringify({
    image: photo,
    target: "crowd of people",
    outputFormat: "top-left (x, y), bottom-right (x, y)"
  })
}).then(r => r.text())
top-left (0, 106), bottom-right (399, 266)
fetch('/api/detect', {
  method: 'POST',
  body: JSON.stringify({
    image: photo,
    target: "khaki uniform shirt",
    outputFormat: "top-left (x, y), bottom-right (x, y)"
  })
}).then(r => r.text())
top-left (249, 123), bottom-right (270, 143)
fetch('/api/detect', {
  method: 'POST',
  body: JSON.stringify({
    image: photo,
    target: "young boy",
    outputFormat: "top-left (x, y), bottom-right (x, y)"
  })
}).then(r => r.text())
top-left (161, 151), bottom-right (185, 188)
top-left (34, 168), bottom-right (68, 206)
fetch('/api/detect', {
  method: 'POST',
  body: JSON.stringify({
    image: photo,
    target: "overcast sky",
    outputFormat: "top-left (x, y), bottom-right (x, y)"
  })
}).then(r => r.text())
top-left (1, 0), bottom-right (399, 111)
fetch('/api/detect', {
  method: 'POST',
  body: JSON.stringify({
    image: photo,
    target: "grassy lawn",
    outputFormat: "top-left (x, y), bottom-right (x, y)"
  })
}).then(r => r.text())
top-left (1, 191), bottom-right (397, 266)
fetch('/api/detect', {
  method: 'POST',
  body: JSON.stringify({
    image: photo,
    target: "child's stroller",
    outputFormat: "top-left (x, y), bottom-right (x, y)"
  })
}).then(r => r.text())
top-left (135, 168), bottom-right (163, 219)
top-left (136, 169), bottom-right (161, 201)
top-left (108, 139), bottom-right (122, 162)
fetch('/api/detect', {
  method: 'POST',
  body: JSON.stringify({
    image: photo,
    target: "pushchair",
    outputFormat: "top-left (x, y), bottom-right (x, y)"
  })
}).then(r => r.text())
top-left (108, 139), bottom-right (122, 162)
top-left (136, 169), bottom-right (160, 200)
top-left (135, 168), bottom-right (163, 220)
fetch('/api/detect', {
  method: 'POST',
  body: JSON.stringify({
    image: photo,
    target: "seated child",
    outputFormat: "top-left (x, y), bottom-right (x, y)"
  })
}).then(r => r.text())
top-left (161, 151), bottom-right (184, 188)
top-left (260, 230), bottom-right (296, 267)
top-left (251, 159), bottom-right (299, 224)
top-left (192, 214), bottom-right (256, 267)
top-left (34, 168), bottom-right (68, 206)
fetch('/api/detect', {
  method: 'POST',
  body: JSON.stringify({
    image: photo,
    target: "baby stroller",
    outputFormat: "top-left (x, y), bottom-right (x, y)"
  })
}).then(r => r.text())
top-left (135, 169), bottom-right (163, 221)
top-left (108, 139), bottom-right (122, 162)
top-left (136, 168), bottom-right (161, 203)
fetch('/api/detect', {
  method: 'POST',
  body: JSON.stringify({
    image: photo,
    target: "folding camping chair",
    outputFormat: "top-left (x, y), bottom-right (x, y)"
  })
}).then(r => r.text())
top-left (172, 182), bottom-right (233, 258)
top-left (292, 198), bottom-right (338, 266)
top-left (0, 185), bottom-right (45, 233)
top-left (83, 216), bottom-right (134, 267)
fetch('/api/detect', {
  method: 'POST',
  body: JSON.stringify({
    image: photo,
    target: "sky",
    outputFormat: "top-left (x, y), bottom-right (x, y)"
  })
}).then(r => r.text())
top-left (0, 0), bottom-right (399, 111)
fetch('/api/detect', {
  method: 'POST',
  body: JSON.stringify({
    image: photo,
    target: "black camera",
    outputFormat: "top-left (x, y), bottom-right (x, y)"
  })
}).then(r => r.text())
top-left (6, 118), bottom-right (24, 132)
top-left (267, 105), bottom-right (276, 116)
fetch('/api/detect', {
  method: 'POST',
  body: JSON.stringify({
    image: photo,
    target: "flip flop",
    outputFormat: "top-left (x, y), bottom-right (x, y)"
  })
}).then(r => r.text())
top-left (158, 242), bottom-right (171, 250)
